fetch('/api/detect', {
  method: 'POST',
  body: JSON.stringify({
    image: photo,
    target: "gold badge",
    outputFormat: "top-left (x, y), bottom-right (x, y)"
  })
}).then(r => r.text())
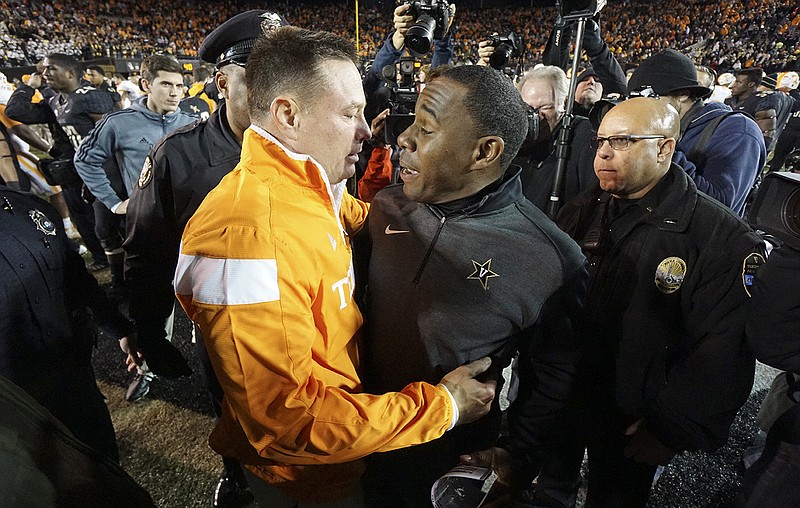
top-left (654, 257), bottom-right (687, 294)
top-left (260, 12), bottom-right (284, 33)
top-left (138, 157), bottom-right (153, 188)
top-left (742, 252), bottom-right (766, 297)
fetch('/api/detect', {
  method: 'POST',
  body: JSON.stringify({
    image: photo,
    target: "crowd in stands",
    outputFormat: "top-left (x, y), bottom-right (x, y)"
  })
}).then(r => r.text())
top-left (1, 0), bottom-right (798, 74)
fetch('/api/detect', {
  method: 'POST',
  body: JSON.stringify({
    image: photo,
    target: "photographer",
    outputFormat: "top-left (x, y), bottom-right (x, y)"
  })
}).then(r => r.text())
top-left (515, 66), bottom-right (597, 212)
top-left (363, 1), bottom-right (456, 125)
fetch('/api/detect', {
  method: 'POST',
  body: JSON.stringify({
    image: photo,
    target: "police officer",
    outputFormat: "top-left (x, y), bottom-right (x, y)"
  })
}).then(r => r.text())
top-left (533, 98), bottom-right (766, 506)
top-left (0, 179), bottom-right (137, 463)
top-left (123, 10), bottom-right (288, 508)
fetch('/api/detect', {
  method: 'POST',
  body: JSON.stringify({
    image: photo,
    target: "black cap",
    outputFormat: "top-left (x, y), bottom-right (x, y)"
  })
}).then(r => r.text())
top-left (575, 66), bottom-right (599, 85)
top-left (628, 49), bottom-right (712, 99)
top-left (199, 10), bottom-right (289, 67)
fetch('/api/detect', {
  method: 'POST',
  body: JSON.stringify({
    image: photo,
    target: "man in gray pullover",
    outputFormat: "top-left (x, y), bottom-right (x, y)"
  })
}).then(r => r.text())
top-left (74, 53), bottom-right (194, 401)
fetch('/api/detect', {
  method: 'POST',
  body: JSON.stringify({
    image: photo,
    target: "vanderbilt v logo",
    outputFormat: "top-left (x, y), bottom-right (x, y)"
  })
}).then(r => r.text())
top-left (467, 259), bottom-right (499, 290)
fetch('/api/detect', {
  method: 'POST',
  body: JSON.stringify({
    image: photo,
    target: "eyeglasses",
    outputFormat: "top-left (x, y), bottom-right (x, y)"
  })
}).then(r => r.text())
top-left (590, 135), bottom-right (667, 150)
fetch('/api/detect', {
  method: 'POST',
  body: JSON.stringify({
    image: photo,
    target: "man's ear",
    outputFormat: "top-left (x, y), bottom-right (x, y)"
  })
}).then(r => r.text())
top-left (657, 137), bottom-right (676, 162)
top-left (270, 97), bottom-right (301, 141)
top-left (140, 78), bottom-right (151, 94)
top-left (471, 135), bottom-right (504, 170)
top-left (214, 72), bottom-right (228, 100)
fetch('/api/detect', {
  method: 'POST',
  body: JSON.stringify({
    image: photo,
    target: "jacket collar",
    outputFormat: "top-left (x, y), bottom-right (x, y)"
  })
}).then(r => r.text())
top-left (207, 103), bottom-right (242, 166)
top-left (428, 165), bottom-right (525, 218)
top-left (131, 95), bottom-right (186, 123)
top-left (570, 163), bottom-right (696, 234)
top-left (245, 125), bottom-right (347, 219)
top-left (641, 163), bottom-right (697, 233)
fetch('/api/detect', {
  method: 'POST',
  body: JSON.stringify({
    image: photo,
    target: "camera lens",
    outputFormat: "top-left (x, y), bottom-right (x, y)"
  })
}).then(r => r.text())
top-left (489, 44), bottom-right (513, 70)
top-left (406, 14), bottom-right (437, 54)
top-left (783, 187), bottom-right (800, 237)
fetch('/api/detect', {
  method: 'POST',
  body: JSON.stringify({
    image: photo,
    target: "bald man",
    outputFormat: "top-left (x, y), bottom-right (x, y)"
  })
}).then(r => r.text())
top-left (530, 98), bottom-right (767, 507)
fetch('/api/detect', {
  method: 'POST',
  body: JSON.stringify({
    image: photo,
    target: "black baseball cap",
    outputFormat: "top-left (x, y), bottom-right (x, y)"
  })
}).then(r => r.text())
top-left (199, 10), bottom-right (289, 67)
top-left (628, 49), bottom-right (712, 99)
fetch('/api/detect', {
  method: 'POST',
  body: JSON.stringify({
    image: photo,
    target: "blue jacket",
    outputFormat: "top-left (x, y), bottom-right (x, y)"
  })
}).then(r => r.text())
top-left (74, 96), bottom-right (195, 210)
top-left (677, 101), bottom-right (765, 216)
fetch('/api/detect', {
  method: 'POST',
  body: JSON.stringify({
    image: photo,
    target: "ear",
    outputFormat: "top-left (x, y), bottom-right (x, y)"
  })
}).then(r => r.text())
top-left (140, 78), bottom-right (151, 94)
top-left (214, 72), bottom-right (228, 100)
top-left (270, 97), bottom-right (301, 141)
top-left (470, 135), bottom-right (505, 171)
top-left (656, 137), bottom-right (676, 163)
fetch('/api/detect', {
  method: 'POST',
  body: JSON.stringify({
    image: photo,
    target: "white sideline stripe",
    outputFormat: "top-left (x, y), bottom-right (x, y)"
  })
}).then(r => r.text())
top-left (175, 254), bottom-right (279, 305)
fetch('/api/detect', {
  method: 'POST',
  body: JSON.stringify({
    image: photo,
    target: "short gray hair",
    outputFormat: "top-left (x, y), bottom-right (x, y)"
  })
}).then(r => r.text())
top-left (518, 65), bottom-right (569, 115)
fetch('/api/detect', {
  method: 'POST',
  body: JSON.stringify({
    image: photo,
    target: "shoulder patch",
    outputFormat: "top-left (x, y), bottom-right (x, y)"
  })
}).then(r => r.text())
top-left (654, 257), bottom-right (686, 294)
top-left (742, 252), bottom-right (766, 297)
top-left (138, 157), bottom-right (153, 188)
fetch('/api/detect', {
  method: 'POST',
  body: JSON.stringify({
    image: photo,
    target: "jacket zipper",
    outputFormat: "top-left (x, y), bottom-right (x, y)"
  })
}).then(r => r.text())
top-left (413, 215), bottom-right (447, 285)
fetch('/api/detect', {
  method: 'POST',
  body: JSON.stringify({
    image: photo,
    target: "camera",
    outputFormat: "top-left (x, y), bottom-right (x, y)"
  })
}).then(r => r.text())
top-left (748, 171), bottom-right (800, 250)
top-left (381, 57), bottom-right (420, 146)
top-left (559, 0), bottom-right (607, 22)
top-left (403, 0), bottom-right (452, 55)
top-left (487, 32), bottom-right (520, 70)
top-left (516, 106), bottom-right (541, 158)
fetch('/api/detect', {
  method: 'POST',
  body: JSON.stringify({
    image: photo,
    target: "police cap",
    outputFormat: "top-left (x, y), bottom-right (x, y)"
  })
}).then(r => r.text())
top-left (199, 10), bottom-right (289, 67)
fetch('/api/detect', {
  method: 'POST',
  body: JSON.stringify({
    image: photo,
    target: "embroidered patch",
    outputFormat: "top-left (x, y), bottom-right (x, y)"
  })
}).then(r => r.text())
top-left (138, 157), bottom-right (153, 188)
top-left (654, 257), bottom-right (686, 294)
top-left (29, 209), bottom-right (56, 236)
top-left (742, 252), bottom-right (766, 297)
top-left (467, 259), bottom-right (499, 290)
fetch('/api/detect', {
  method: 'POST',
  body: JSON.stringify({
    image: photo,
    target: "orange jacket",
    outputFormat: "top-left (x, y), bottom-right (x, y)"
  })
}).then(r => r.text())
top-left (175, 127), bottom-right (453, 502)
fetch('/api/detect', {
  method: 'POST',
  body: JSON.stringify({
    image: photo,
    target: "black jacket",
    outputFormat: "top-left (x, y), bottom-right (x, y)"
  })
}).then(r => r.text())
top-left (557, 164), bottom-right (766, 452)
top-left (746, 245), bottom-right (800, 375)
top-left (360, 169), bottom-right (588, 488)
top-left (517, 115), bottom-right (597, 212)
top-left (124, 104), bottom-right (240, 368)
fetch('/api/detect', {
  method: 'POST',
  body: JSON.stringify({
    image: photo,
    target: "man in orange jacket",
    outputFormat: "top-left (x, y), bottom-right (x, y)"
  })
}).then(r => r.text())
top-left (175, 27), bottom-right (496, 507)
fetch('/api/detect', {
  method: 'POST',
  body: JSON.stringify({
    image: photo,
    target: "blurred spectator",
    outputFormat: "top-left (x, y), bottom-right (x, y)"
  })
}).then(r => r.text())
top-left (0, 0), bottom-right (797, 75)
top-left (628, 49), bottom-right (766, 216)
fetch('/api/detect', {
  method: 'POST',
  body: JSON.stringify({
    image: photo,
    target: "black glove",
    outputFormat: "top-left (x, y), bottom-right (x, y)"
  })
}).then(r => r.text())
top-left (582, 19), bottom-right (606, 57)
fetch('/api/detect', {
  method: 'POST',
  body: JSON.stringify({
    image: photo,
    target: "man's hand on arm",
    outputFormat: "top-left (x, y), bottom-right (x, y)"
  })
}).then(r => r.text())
top-left (440, 357), bottom-right (496, 426)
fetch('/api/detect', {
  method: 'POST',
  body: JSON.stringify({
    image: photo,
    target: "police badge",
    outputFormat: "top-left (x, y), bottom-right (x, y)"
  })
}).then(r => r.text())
top-left (260, 12), bottom-right (284, 33)
top-left (138, 157), bottom-right (153, 188)
top-left (29, 209), bottom-right (56, 236)
top-left (654, 257), bottom-right (686, 294)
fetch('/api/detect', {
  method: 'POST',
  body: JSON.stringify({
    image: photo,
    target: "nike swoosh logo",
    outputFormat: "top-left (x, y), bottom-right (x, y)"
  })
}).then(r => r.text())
top-left (385, 225), bottom-right (410, 235)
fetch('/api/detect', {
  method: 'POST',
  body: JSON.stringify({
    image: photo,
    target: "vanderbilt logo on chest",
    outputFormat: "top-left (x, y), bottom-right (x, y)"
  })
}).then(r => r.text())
top-left (467, 258), bottom-right (499, 290)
